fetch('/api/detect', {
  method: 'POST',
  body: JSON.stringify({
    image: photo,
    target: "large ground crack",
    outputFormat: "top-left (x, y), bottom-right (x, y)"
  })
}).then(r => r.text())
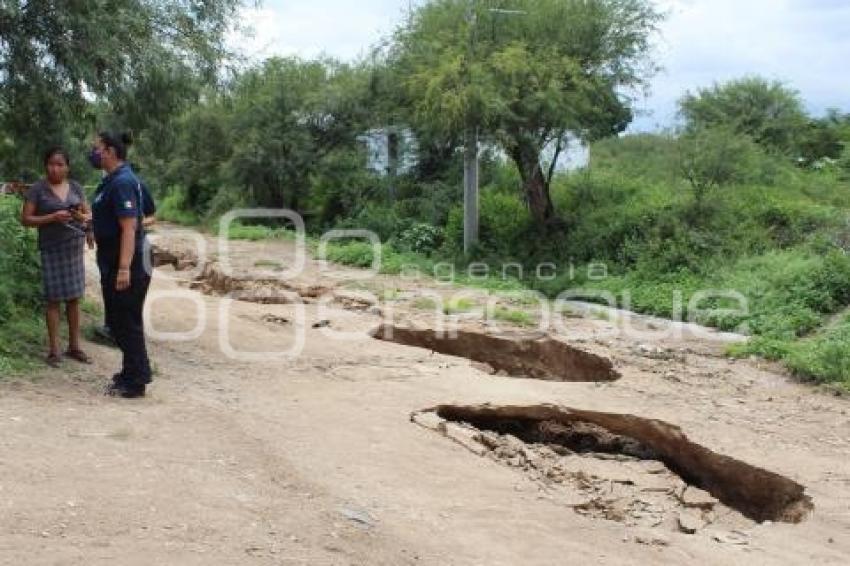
top-left (372, 325), bottom-right (620, 382)
top-left (413, 404), bottom-right (812, 526)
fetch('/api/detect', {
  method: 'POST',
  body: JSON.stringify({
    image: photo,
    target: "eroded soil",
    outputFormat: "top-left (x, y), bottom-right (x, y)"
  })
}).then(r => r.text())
top-left (1, 224), bottom-right (848, 565)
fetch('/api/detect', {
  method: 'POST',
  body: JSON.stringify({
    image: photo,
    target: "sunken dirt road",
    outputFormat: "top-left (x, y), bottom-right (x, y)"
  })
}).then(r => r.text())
top-left (1, 223), bottom-right (848, 565)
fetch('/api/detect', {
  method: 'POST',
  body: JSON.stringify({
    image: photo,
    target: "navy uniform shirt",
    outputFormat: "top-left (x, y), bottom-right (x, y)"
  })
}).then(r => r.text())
top-left (140, 180), bottom-right (156, 217)
top-left (91, 163), bottom-right (144, 244)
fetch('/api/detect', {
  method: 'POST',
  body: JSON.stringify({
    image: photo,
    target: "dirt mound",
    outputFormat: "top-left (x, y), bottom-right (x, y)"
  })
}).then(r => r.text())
top-left (151, 242), bottom-right (199, 271)
top-left (372, 324), bottom-right (620, 382)
top-left (188, 261), bottom-right (331, 305)
top-left (413, 404), bottom-right (813, 525)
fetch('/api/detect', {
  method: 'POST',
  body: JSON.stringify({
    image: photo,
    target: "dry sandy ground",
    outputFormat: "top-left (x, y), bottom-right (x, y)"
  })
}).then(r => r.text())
top-left (1, 224), bottom-right (848, 565)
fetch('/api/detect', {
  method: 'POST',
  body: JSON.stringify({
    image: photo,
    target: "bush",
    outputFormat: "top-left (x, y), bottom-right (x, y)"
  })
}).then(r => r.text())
top-left (443, 189), bottom-right (532, 258)
top-left (335, 203), bottom-right (411, 242)
top-left (394, 223), bottom-right (443, 255)
top-left (677, 127), bottom-right (763, 203)
top-left (786, 323), bottom-right (850, 386)
top-left (157, 186), bottom-right (200, 225)
top-left (0, 197), bottom-right (44, 372)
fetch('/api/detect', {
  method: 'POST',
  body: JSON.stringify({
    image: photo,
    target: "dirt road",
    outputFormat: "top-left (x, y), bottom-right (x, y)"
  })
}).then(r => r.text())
top-left (1, 224), bottom-right (848, 565)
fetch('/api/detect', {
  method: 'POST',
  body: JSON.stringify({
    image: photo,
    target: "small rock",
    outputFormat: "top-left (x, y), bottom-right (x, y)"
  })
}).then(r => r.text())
top-left (680, 487), bottom-right (718, 509)
top-left (338, 506), bottom-right (376, 528)
top-left (712, 532), bottom-right (749, 545)
top-left (677, 510), bottom-right (703, 534)
top-left (442, 422), bottom-right (487, 456)
top-left (262, 314), bottom-right (290, 325)
top-left (411, 411), bottom-right (444, 432)
top-left (478, 430), bottom-right (502, 450)
top-left (634, 533), bottom-right (670, 547)
top-left (501, 434), bottom-right (526, 457)
top-left (641, 461), bottom-right (668, 475)
top-left (312, 320), bottom-right (331, 329)
top-left (520, 445), bottom-right (542, 467)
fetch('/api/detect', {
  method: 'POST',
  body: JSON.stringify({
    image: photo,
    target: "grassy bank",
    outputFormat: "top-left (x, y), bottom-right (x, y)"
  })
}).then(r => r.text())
top-left (316, 137), bottom-right (850, 390)
top-left (158, 134), bottom-right (850, 390)
top-left (0, 197), bottom-right (44, 374)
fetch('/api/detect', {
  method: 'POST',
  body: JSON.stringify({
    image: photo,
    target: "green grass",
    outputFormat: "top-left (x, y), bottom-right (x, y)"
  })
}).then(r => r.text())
top-left (0, 313), bottom-right (45, 373)
top-left (489, 307), bottom-right (535, 327)
top-left (219, 223), bottom-right (294, 241)
top-left (254, 259), bottom-right (284, 270)
top-left (412, 297), bottom-right (438, 311)
top-left (81, 298), bottom-right (103, 317)
top-left (443, 297), bottom-right (476, 314)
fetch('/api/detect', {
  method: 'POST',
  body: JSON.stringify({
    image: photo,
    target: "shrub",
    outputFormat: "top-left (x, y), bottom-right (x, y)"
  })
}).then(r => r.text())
top-left (157, 186), bottom-right (200, 225)
top-left (0, 197), bottom-right (44, 372)
top-left (394, 223), bottom-right (443, 255)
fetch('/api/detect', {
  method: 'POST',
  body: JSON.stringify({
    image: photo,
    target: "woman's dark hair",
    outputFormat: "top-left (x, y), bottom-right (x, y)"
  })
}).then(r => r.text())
top-left (98, 130), bottom-right (134, 160)
top-left (43, 146), bottom-right (71, 167)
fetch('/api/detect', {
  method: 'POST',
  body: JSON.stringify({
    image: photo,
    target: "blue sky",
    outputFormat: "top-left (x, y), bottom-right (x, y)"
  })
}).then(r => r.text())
top-left (230, 0), bottom-right (850, 131)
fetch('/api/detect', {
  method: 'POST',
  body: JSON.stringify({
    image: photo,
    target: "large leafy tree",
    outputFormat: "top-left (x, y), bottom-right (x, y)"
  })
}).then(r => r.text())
top-left (0, 0), bottom-right (247, 176)
top-left (224, 57), bottom-right (372, 210)
top-left (389, 0), bottom-right (661, 224)
top-left (678, 77), bottom-right (809, 157)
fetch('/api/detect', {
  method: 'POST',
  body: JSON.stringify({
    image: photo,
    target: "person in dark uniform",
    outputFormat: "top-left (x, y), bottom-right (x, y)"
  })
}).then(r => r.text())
top-left (89, 131), bottom-right (153, 398)
top-left (92, 164), bottom-right (156, 345)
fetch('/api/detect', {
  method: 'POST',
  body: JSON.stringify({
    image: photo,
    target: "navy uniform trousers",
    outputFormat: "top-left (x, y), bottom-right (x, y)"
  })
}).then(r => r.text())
top-left (97, 242), bottom-right (153, 387)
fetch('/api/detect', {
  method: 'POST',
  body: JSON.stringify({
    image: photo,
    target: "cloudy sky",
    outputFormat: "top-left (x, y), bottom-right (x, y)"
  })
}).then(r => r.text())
top-left (230, 0), bottom-right (850, 131)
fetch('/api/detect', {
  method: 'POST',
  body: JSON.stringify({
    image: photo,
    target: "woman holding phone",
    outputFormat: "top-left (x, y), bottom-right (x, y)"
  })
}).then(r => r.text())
top-left (21, 147), bottom-right (92, 367)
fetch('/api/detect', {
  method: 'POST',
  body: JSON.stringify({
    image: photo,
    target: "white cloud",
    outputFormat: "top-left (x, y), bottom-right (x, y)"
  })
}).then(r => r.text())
top-left (632, 0), bottom-right (850, 130)
top-left (229, 0), bottom-right (411, 62)
top-left (228, 1), bottom-right (850, 131)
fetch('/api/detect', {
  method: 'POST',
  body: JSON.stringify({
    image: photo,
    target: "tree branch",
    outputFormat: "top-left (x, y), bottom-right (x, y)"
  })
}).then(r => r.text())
top-left (546, 131), bottom-right (566, 186)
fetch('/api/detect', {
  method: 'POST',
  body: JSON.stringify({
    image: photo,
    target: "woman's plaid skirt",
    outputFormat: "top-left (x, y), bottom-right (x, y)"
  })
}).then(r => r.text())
top-left (40, 236), bottom-right (86, 302)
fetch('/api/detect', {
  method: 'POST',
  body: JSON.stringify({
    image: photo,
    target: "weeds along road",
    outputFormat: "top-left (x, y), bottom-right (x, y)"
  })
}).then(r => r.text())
top-left (0, 223), bottom-right (848, 565)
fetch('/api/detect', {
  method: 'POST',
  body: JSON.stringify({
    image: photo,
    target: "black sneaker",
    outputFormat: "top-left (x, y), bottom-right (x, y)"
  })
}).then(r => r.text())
top-left (120, 384), bottom-right (146, 399)
top-left (104, 382), bottom-right (146, 399)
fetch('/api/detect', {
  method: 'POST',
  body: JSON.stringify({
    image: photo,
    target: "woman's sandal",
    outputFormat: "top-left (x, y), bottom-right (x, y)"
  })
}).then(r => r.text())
top-left (64, 349), bottom-right (92, 364)
top-left (46, 353), bottom-right (62, 368)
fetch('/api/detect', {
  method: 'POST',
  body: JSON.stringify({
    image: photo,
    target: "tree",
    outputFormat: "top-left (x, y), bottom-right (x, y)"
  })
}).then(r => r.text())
top-left (678, 77), bottom-right (808, 157)
top-left (677, 127), bottom-right (760, 205)
top-left (389, 0), bottom-right (661, 224)
top-left (0, 0), bottom-right (246, 176)
top-left (798, 109), bottom-right (850, 166)
top-left (224, 57), bottom-right (372, 211)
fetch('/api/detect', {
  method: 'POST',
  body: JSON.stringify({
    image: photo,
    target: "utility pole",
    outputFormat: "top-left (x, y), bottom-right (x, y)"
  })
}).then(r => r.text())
top-left (463, 1), bottom-right (479, 255)
top-left (387, 129), bottom-right (399, 202)
top-left (463, 124), bottom-right (479, 255)
top-left (462, 3), bottom-right (526, 255)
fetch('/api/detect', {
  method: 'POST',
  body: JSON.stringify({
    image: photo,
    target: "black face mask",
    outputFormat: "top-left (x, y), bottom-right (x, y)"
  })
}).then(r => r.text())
top-left (88, 147), bottom-right (103, 169)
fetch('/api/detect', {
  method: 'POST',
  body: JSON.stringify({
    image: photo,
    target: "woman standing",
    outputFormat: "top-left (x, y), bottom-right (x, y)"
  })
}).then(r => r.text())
top-left (21, 147), bottom-right (92, 367)
top-left (90, 131), bottom-right (153, 398)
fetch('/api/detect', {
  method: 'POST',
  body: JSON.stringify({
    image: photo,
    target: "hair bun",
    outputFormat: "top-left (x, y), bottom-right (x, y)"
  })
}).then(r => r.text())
top-left (121, 130), bottom-right (134, 146)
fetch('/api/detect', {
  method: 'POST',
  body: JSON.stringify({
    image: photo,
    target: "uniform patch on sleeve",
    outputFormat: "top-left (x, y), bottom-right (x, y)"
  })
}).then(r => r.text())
top-left (124, 200), bottom-right (134, 209)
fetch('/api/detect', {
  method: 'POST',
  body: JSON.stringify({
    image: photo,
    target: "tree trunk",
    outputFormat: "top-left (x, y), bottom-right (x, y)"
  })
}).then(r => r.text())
top-left (509, 143), bottom-right (554, 224)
